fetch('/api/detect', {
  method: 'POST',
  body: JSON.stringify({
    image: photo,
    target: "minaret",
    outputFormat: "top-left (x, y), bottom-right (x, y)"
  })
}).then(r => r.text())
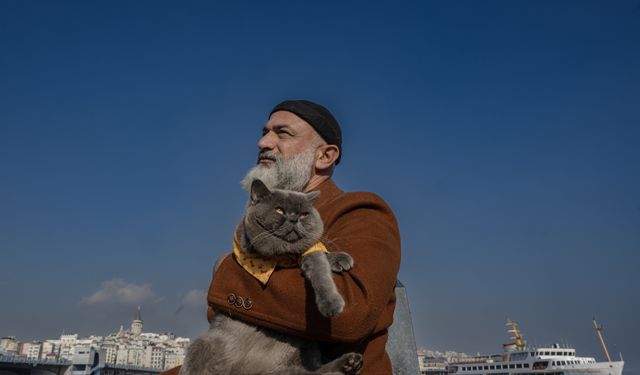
top-left (131, 306), bottom-right (143, 336)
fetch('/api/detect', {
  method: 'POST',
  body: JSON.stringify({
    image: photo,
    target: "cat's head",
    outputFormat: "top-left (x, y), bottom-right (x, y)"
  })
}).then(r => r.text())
top-left (241, 179), bottom-right (323, 257)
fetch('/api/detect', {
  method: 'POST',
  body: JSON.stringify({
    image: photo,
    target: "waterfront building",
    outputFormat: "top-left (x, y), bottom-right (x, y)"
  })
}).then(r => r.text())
top-left (0, 337), bottom-right (18, 355)
top-left (25, 341), bottom-right (42, 360)
top-left (40, 340), bottom-right (60, 359)
top-left (144, 345), bottom-right (165, 370)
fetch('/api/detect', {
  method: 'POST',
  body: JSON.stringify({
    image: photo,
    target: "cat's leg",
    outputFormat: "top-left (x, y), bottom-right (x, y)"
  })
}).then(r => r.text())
top-left (325, 252), bottom-right (354, 272)
top-left (179, 334), bottom-right (228, 375)
top-left (300, 252), bottom-right (345, 317)
top-left (315, 353), bottom-right (363, 375)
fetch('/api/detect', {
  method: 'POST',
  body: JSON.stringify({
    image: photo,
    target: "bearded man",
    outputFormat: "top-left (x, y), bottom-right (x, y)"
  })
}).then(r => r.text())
top-left (162, 100), bottom-right (401, 375)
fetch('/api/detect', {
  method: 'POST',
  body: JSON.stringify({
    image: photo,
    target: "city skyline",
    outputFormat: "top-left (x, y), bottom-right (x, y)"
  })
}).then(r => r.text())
top-left (1, 1), bottom-right (638, 374)
top-left (1, 306), bottom-right (190, 371)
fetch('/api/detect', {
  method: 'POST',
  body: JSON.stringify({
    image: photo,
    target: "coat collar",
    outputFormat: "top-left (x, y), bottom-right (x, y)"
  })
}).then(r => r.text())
top-left (312, 178), bottom-right (343, 211)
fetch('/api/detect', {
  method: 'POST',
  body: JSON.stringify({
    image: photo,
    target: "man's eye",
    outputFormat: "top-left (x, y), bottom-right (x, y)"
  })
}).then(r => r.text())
top-left (275, 208), bottom-right (285, 215)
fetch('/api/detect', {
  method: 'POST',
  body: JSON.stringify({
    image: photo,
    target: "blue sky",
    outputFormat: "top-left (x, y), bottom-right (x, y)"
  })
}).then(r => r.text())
top-left (1, 0), bottom-right (639, 372)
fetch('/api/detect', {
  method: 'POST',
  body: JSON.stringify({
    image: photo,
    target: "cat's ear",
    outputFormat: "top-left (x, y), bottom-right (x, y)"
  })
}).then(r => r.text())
top-left (250, 179), bottom-right (271, 203)
top-left (306, 191), bottom-right (320, 204)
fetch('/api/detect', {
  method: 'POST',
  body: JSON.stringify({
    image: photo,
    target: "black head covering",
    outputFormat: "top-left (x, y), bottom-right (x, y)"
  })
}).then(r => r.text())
top-left (270, 100), bottom-right (342, 165)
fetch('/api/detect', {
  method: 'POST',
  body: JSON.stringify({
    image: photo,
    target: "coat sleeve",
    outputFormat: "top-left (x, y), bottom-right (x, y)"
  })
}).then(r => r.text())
top-left (206, 192), bottom-right (401, 343)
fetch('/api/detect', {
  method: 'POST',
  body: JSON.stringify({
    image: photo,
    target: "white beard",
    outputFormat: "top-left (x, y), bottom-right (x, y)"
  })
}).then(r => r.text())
top-left (241, 148), bottom-right (316, 192)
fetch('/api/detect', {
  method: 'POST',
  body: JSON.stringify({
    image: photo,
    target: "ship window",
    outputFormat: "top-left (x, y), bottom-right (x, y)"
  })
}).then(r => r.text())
top-left (490, 366), bottom-right (495, 370)
top-left (544, 352), bottom-right (550, 355)
top-left (524, 364), bottom-right (530, 368)
top-left (531, 352), bottom-right (535, 357)
top-left (473, 367), bottom-right (477, 371)
top-left (502, 365), bottom-right (507, 369)
top-left (485, 366), bottom-right (490, 370)
top-left (509, 365), bottom-right (515, 369)
top-left (517, 364), bottom-right (523, 368)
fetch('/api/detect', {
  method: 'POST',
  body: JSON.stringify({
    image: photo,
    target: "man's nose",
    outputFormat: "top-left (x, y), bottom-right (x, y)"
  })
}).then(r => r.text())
top-left (258, 132), bottom-right (276, 150)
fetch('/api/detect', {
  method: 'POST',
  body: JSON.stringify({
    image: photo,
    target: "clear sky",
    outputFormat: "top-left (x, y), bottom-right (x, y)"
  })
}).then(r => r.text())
top-left (1, 0), bottom-right (638, 372)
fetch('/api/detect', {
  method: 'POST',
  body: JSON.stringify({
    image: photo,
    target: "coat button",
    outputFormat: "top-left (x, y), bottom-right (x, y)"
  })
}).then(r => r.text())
top-left (234, 296), bottom-right (244, 308)
top-left (242, 297), bottom-right (253, 310)
top-left (227, 293), bottom-right (236, 305)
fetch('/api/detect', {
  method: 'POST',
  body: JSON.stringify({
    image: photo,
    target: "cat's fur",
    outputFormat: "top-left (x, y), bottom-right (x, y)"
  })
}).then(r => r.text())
top-left (179, 180), bottom-right (362, 375)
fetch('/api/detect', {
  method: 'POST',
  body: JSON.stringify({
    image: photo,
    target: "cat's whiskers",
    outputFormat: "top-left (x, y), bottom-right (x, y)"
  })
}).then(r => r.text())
top-left (295, 225), bottom-right (325, 244)
top-left (247, 229), bottom-right (276, 248)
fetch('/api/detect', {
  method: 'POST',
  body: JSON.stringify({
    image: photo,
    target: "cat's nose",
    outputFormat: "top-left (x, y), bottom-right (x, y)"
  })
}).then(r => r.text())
top-left (287, 214), bottom-right (299, 223)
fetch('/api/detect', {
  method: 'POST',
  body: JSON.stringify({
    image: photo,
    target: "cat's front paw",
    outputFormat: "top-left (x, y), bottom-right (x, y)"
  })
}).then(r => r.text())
top-left (337, 352), bottom-right (363, 375)
top-left (326, 252), bottom-right (354, 272)
top-left (317, 292), bottom-right (345, 317)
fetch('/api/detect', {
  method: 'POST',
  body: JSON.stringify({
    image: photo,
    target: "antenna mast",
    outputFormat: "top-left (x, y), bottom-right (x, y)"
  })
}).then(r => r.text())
top-left (504, 319), bottom-right (525, 351)
top-left (593, 318), bottom-right (612, 362)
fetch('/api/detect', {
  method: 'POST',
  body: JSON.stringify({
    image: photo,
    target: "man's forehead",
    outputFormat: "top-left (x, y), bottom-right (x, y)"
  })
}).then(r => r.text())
top-left (265, 110), bottom-right (313, 131)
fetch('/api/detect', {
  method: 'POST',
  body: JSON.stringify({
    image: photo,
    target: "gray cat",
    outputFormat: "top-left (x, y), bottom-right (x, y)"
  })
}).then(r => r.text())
top-left (179, 179), bottom-right (362, 375)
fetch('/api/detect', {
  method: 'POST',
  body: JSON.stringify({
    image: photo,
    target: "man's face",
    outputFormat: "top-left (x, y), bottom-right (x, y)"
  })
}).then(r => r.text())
top-left (256, 111), bottom-right (323, 165)
top-left (241, 111), bottom-right (323, 192)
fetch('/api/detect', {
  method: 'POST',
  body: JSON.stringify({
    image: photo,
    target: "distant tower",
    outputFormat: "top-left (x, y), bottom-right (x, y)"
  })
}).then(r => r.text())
top-left (131, 306), bottom-right (143, 336)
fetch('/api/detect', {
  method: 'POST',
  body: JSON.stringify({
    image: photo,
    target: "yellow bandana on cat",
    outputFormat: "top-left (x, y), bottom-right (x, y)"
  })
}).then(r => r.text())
top-left (233, 235), bottom-right (328, 285)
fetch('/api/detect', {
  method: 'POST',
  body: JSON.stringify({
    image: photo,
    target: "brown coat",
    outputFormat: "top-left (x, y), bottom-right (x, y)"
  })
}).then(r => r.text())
top-left (161, 179), bottom-right (401, 375)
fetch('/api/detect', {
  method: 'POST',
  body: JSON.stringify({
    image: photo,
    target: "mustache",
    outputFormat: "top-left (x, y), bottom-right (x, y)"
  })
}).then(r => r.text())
top-left (257, 150), bottom-right (280, 163)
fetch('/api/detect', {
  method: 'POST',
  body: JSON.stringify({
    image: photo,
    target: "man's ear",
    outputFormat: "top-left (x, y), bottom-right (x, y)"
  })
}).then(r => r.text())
top-left (250, 179), bottom-right (271, 203)
top-left (314, 145), bottom-right (340, 170)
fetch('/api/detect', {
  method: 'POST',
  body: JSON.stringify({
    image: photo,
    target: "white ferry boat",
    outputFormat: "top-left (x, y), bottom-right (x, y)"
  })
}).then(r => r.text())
top-left (447, 320), bottom-right (624, 375)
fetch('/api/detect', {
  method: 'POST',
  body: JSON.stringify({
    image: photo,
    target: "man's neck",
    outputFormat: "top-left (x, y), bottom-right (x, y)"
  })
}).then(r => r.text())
top-left (303, 175), bottom-right (330, 192)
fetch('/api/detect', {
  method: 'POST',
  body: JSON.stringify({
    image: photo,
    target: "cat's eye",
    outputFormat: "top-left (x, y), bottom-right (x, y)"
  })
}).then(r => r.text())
top-left (275, 208), bottom-right (285, 215)
top-left (300, 212), bottom-right (308, 218)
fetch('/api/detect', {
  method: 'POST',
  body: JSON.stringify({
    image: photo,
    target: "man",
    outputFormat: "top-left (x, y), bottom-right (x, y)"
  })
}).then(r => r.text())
top-left (163, 100), bottom-right (401, 374)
